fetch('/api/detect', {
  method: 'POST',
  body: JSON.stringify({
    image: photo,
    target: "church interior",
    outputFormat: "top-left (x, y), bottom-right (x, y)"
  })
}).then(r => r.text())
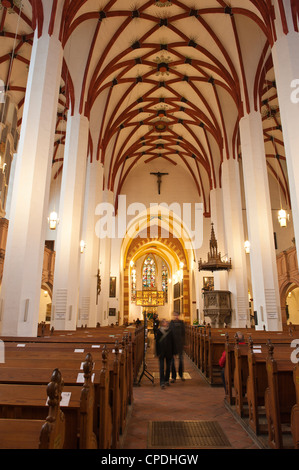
top-left (0, 0), bottom-right (298, 452)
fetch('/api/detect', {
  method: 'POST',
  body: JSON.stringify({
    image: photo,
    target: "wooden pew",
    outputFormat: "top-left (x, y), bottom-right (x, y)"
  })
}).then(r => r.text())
top-left (0, 368), bottom-right (65, 449)
top-left (1, 323), bottom-right (143, 386)
top-left (264, 341), bottom-right (296, 449)
top-left (0, 354), bottom-right (97, 449)
top-left (0, 326), bottom-right (137, 448)
top-left (0, 345), bottom-right (122, 449)
top-left (224, 333), bottom-right (235, 405)
top-left (206, 329), bottom-right (228, 385)
top-left (5, 337), bottom-right (130, 447)
top-left (246, 337), bottom-right (269, 435)
top-left (233, 335), bottom-right (249, 417)
top-left (229, 335), bottom-right (295, 420)
top-left (98, 345), bottom-right (113, 449)
top-left (37, 322), bottom-right (51, 337)
top-left (291, 362), bottom-right (299, 448)
top-left (223, 331), bottom-right (298, 407)
top-left (78, 353), bottom-right (97, 449)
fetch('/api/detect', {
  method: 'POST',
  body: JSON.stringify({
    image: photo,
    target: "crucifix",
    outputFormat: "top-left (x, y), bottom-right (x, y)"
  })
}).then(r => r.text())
top-left (150, 172), bottom-right (169, 195)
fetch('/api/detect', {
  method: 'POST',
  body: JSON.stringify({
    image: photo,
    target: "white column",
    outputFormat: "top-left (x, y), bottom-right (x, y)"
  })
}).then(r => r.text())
top-left (0, 4), bottom-right (63, 336)
top-left (51, 112), bottom-right (89, 330)
top-left (222, 158), bottom-right (249, 327)
top-left (98, 190), bottom-right (114, 326)
top-left (271, 0), bottom-right (299, 264)
top-left (239, 111), bottom-right (282, 330)
top-left (78, 161), bottom-right (104, 327)
top-left (210, 188), bottom-right (228, 291)
top-left (5, 152), bottom-right (17, 219)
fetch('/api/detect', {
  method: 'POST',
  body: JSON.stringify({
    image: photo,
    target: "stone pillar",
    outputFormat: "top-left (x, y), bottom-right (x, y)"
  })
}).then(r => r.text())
top-left (0, 1), bottom-right (63, 336)
top-left (239, 111), bottom-right (282, 330)
top-left (210, 188), bottom-right (228, 291)
top-left (78, 161), bottom-right (104, 327)
top-left (271, 0), bottom-right (299, 264)
top-left (51, 112), bottom-right (89, 330)
top-left (97, 190), bottom-right (114, 326)
top-left (222, 158), bottom-right (249, 327)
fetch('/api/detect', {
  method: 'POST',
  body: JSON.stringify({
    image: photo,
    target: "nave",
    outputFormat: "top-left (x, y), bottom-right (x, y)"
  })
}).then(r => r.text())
top-left (1, 323), bottom-right (298, 452)
top-left (121, 334), bottom-right (259, 450)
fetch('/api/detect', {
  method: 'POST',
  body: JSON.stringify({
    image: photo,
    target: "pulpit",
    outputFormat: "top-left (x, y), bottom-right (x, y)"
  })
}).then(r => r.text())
top-left (203, 290), bottom-right (232, 327)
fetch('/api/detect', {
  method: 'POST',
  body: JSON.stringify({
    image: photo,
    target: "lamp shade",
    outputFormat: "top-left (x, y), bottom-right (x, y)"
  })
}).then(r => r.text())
top-left (278, 209), bottom-right (287, 227)
top-left (48, 211), bottom-right (59, 230)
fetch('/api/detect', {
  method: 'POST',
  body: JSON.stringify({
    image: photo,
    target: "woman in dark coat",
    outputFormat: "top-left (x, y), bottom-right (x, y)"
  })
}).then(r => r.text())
top-left (155, 319), bottom-right (175, 389)
top-left (169, 312), bottom-right (185, 382)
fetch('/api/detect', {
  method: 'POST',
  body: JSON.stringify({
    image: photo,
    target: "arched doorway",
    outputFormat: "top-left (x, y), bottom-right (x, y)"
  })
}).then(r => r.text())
top-left (39, 285), bottom-right (52, 323)
top-left (285, 284), bottom-right (299, 325)
top-left (124, 232), bottom-right (190, 324)
top-left (120, 204), bottom-right (199, 325)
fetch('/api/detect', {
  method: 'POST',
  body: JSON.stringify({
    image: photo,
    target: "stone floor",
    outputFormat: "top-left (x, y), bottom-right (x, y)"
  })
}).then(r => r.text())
top-left (120, 337), bottom-right (260, 450)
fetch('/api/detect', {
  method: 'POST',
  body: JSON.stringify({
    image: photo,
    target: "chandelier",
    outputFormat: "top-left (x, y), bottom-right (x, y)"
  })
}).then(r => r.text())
top-left (274, 152), bottom-right (289, 227)
top-left (0, 0), bottom-right (23, 13)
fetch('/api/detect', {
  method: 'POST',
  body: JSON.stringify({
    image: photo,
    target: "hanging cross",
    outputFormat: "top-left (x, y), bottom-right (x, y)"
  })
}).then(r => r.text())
top-left (150, 172), bottom-right (169, 195)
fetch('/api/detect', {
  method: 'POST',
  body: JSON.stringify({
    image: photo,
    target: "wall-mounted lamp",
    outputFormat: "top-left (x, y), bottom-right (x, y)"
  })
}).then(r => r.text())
top-left (48, 211), bottom-right (59, 230)
top-left (80, 239), bottom-right (86, 253)
top-left (278, 208), bottom-right (288, 228)
top-left (244, 240), bottom-right (250, 254)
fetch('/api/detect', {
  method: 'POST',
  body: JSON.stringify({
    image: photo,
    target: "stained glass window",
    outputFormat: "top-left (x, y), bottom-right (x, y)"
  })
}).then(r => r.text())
top-left (162, 264), bottom-right (168, 302)
top-left (131, 266), bottom-right (137, 301)
top-left (142, 255), bottom-right (156, 289)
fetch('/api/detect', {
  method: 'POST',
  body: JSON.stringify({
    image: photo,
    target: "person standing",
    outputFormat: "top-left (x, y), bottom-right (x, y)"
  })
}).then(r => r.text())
top-left (153, 313), bottom-right (160, 338)
top-left (169, 312), bottom-right (185, 382)
top-left (155, 319), bottom-right (175, 389)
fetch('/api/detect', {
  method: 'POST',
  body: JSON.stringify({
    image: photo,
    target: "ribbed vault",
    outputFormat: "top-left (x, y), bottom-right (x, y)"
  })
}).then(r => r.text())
top-left (0, 0), bottom-right (297, 215)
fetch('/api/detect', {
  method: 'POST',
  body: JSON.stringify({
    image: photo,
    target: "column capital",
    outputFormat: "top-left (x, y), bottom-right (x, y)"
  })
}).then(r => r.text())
top-left (272, 0), bottom-right (299, 41)
top-left (33, 0), bottom-right (65, 40)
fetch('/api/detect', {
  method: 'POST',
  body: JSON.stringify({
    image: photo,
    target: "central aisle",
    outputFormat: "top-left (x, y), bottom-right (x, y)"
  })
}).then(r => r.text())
top-left (121, 334), bottom-right (259, 450)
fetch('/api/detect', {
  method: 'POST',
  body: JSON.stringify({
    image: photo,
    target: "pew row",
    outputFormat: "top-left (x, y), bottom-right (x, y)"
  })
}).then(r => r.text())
top-left (0, 368), bottom-right (65, 449)
top-left (0, 355), bottom-right (97, 449)
top-left (0, 334), bottom-right (134, 449)
top-left (186, 325), bottom-right (299, 449)
top-left (264, 341), bottom-right (296, 449)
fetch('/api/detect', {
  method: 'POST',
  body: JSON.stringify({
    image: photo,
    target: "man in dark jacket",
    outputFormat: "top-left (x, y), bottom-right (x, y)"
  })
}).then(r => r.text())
top-left (169, 312), bottom-right (185, 382)
top-left (153, 313), bottom-right (160, 338)
top-left (155, 319), bottom-right (175, 389)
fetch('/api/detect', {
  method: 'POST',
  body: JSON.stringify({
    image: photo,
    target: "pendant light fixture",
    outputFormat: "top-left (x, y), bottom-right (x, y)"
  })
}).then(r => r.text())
top-left (244, 240), bottom-right (250, 254)
top-left (275, 152), bottom-right (288, 228)
top-left (48, 140), bottom-right (62, 231)
top-left (48, 211), bottom-right (59, 230)
top-left (80, 239), bottom-right (86, 253)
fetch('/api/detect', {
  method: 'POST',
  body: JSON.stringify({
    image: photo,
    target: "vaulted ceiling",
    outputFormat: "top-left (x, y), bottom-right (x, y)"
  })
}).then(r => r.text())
top-left (0, 0), bottom-right (293, 215)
